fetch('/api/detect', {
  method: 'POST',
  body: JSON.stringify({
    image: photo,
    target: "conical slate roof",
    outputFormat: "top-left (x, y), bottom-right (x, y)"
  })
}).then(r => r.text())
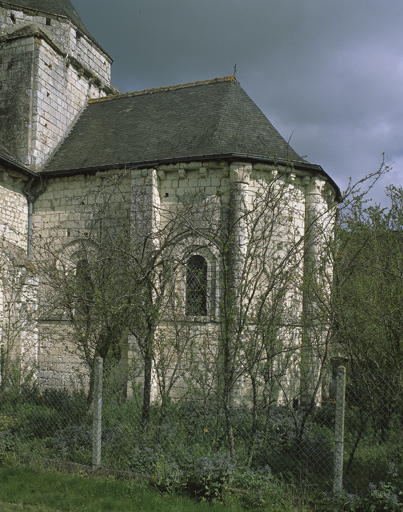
top-left (3, 1), bottom-right (92, 41)
top-left (45, 77), bottom-right (308, 172)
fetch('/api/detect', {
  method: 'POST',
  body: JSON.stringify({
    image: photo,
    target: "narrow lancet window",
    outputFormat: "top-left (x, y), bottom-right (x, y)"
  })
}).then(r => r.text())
top-left (186, 255), bottom-right (207, 316)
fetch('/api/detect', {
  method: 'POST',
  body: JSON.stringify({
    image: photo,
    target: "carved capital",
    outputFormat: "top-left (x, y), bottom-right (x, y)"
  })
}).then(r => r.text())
top-left (230, 164), bottom-right (251, 183)
top-left (305, 177), bottom-right (326, 195)
top-left (268, 169), bottom-right (278, 181)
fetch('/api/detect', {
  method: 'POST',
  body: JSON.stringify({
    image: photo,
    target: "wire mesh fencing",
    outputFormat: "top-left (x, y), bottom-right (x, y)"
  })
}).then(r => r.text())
top-left (0, 359), bottom-right (402, 502)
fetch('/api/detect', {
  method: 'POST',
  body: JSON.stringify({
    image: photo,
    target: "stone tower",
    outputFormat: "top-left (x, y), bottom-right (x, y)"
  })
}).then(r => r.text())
top-left (0, 0), bottom-right (115, 170)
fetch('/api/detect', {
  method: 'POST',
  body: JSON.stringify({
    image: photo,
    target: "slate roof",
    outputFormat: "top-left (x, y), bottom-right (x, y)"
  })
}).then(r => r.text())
top-left (45, 77), bottom-right (311, 173)
top-left (0, 148), bottom-right (37, 176)
top-left (2, 1), bottom-right (98, 49)
top-left (0, 137), bottom-right (38, 176)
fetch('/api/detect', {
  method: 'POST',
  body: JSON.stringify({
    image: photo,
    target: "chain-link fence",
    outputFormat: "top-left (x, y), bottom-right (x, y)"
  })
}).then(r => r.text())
top-left (0, 360), bottom-right (402, 502)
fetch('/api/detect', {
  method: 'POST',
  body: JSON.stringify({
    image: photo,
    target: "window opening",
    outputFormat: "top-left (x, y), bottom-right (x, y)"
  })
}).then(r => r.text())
top-left (186, 255), bottom-right (207, 316)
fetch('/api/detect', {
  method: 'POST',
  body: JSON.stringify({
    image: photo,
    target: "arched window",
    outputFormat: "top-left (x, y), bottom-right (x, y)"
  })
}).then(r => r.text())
top-left (186, 255), bottom-right (207, 316)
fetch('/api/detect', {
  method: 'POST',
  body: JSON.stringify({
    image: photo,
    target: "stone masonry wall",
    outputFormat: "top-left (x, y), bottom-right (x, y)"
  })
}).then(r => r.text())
top-left (0, 5), bottom-right (111, 83)
top-left (0, 35), bottom-right (35, 164)
top-left (0, 4), bottom-right (113, 169)
top-left (34, 170), bottom-right (131, 388)
top-left (30, 38), bottom-right (109, 170)
top-left (0, 173), bottom-right (28, 248)
top-left (129, 162), bottom-right (312, 404)
top-left (37, 322), bottom-right (87, 390)
top-left (0, 166), bottom-right (36, 389)
top-left (33, 163), bottom-right (336, 398)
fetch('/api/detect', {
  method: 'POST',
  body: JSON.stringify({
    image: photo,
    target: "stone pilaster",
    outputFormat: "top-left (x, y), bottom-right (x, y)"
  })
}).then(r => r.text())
top-left (300, 176), bottom-right (330, 407)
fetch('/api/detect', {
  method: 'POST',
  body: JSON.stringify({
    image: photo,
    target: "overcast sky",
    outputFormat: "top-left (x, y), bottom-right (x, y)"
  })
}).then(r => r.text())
top-left (76, 0), bottom-right (403, 204)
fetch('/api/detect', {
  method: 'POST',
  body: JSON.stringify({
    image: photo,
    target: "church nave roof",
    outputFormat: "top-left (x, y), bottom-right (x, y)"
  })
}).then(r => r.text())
top-left (44, 76), bottom-right (311, 174)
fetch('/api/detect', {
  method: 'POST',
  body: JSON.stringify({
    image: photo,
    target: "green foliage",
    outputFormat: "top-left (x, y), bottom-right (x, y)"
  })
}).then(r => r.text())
top-left (334, 185), bottom-right (403, 475)
top-left (1, 386), bottom-right (89, 440)
top-left (0, 430), bottom-right (16, 467)
top-left (1, 378), bottom-right (402, 509)
top-left (0, 465), bottom-right (274, 512)
top-left (130, 446), bottom-right (281, 506)
top-left (50, 425), bottom-right (92, 463)
top-left (337, 185), bottom-right (403, 376)
top-left (20, 406), bottom-right (61, 439)
top-left (315, 462), bottom-right (403, 511)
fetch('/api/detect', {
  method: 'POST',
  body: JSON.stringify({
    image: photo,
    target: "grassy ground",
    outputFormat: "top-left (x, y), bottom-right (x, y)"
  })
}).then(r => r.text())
top-left (0, 465), bottom-right (234, 512)
top-left (0, 463), bottom-right (306, 512)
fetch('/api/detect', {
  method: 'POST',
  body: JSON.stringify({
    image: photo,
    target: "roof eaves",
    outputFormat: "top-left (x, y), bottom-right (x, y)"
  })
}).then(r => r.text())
top-left (40, 152), bottom-right (341, 199)
top-left (0, 153), bottom-right (38, 177)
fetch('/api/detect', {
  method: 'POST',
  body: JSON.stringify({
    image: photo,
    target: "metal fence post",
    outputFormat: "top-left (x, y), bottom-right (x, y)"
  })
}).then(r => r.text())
top-left (333, 365), bottom-right (346, 493)
top-left (92, 356), bottom-right (103, 470)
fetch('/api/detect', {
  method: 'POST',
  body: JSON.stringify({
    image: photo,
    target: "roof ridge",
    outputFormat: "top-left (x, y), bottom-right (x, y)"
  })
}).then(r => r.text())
top-left (89, 75), bottom-right (237, 104)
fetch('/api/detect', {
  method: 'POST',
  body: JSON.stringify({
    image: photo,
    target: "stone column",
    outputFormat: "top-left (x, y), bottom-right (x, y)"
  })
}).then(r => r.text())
top-left (226, 163), bottom-right (251, 402)
top-left (300, 176), bottom-right (327, 408)
top-left (131, 169), bottom-right (160, 249)
top-left (228, 164), bottom-right (251, 297)
top-left (129, 168), bottom-right (160, 411)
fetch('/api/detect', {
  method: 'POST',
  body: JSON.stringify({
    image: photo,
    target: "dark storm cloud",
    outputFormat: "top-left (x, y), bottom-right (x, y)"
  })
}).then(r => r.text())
top-left (76, 0), bottom-right (403, 202)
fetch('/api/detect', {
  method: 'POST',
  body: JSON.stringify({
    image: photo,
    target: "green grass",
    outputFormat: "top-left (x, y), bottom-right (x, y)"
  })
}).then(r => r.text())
top-left (0, 463), bottom-right (306, 512)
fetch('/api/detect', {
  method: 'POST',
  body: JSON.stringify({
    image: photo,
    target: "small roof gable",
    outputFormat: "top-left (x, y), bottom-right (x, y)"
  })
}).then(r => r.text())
top-left (3, 1), bottom-right (95, 46)
top-left (45, 77), bottom-right (307, 172)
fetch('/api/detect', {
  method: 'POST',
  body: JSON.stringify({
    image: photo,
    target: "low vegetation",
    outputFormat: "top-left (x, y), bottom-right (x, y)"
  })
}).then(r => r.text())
top-left (1, 382), bottom-right (403, 511)
top-left (0, 464), bottom-right (267, 512)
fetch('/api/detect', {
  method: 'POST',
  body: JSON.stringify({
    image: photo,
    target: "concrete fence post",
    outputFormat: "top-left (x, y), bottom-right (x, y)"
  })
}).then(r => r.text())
top-left (92, 356), bottom-right (103, 470)
top-left (333, 365), bottom-right (346, 493)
